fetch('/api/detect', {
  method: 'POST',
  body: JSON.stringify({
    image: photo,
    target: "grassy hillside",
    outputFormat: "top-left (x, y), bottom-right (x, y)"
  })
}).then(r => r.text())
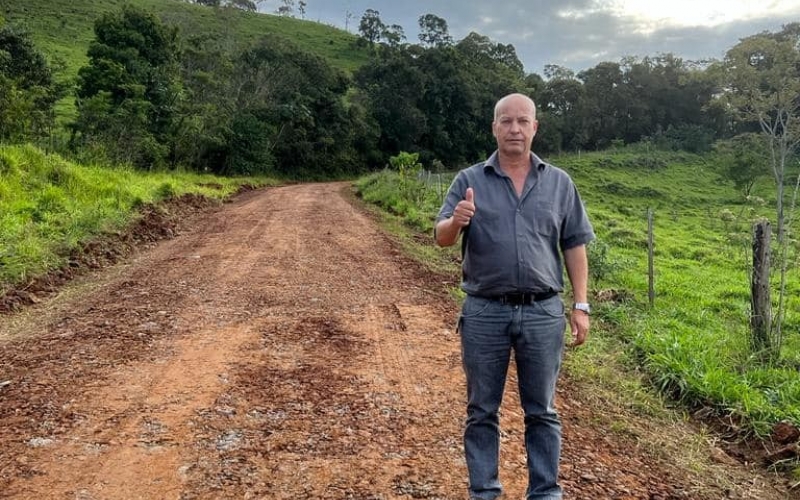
top-left (1, 0), bottom-right (371, 124)
top-left (2, 0), bottom-right (369, 80)
top-left (0, 144), bottom-right (273, 290)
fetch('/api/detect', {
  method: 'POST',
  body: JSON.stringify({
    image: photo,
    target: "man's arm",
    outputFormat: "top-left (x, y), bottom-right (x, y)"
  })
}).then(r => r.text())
top-left (564, 244), bottom-right (588, 302)
top-left (435, 217), bottom-right (463, 247)
top-left (564, 244), bottom-right (589, 346)
top-left (435, 187), bottom-right (475, 247)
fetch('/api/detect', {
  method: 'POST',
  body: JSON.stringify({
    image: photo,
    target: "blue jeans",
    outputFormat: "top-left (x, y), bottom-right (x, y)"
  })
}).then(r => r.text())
top-left (459, 294), bottom-right (566, 500)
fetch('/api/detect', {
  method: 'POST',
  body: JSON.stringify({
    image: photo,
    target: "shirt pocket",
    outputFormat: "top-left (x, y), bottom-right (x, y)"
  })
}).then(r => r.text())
top-left (473, 206), bottom-right (501, 224)
top-left (530, 201), bottom-right (560, 237)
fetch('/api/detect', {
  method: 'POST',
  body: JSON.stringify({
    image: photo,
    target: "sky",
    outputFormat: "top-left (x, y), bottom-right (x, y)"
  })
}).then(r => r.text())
top-left (258, 0), bottom-right (800, 75)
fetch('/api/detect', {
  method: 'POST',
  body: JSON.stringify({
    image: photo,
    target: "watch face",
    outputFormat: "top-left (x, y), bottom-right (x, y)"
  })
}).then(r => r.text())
top-left (574, 303), bottom-right (590, 313)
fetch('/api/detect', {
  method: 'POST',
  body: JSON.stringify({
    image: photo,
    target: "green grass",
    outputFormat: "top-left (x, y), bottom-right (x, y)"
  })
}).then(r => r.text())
top-left (0, 143), bottom-right (274, 291)
top-left (355, 147), bottom-right (800, 438)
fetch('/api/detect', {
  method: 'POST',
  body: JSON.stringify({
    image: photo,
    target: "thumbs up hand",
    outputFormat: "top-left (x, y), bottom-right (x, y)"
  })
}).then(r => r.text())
top-left (453, 187), bottom-right (476, 228)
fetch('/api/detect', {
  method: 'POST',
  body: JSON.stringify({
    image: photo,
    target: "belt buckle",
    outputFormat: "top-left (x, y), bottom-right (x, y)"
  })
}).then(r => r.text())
top-left (504, 292), bottom-right (527, 305)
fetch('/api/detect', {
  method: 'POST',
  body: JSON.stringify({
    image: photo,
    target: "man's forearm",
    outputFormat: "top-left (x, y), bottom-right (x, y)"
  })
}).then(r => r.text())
top-left (435, 217), bottom-right (462, 247)
top-left (564, 245), bottom-right (589, 302)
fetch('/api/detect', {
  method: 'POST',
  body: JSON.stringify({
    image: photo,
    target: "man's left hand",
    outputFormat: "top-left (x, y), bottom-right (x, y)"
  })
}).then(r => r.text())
top-left (569, 311), bottom-right (589, 347)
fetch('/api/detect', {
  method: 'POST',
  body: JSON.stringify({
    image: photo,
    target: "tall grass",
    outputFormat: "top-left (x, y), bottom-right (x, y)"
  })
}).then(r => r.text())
top-left (0, 144), bottom-right (270, 291)
top-left (355, 147), bottom-right (800, 436)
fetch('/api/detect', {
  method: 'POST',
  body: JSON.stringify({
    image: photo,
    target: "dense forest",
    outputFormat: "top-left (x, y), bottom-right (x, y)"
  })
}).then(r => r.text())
top-left (1, 0), bottom-right (799, 180)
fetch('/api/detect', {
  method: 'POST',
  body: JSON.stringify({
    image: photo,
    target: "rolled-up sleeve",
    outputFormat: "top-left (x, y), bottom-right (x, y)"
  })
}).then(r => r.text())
top-left (559, 183), bottom-right (595, 251)
top-left (436, 172), bottom-right (469, 224)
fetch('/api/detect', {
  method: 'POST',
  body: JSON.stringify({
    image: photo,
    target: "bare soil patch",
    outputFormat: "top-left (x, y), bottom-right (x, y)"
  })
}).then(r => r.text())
top-left (0, 183), bottom-right (793, 499)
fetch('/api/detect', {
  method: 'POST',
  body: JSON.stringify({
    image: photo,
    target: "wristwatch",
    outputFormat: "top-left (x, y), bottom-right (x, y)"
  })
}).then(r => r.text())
top-left (572, 302), bottom-right (591, 314)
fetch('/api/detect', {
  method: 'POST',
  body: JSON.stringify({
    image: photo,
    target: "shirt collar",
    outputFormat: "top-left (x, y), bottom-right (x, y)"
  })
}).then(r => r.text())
top-left (483, 151), bottom-right (547, 175)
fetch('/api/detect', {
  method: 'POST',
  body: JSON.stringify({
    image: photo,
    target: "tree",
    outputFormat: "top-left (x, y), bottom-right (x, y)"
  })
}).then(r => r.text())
top-left (354, 36), bottom-right (524, 167)
top-left (298, 1), bottom-right (307, 19)
top-left (456, 32), bottom-right (524, 78)
top-left (723, 30), bottom-right (800, 244)
top-left (714, 133), bottom-right (768, 197)
top-left (358, 9), bottom-right (385, 44)
top-left (345, 11), bottom-right (354, 32)
top-left (220, 35), bottom-right (372, 178)
top-left (276, 0), bottom-right (294, 16)
top-left (578, 62), bottom-right (625, 148)
top-left (354, 52), bottom-right (427, 157)
top-left (0, 24), bottom-right (63, 142)
top-left (617, 54), bottom-right (717, 147)
top-left (229, 0), bottom-right (258, 11)
top-left (543, 64), bottom-right (574, 80)
top-left (417, 14), bottom-right (452, 48)
top-left (382, 24), bottom-right (405, 48)
top-left (174, 32), bottom-right (235, 170)
top-left (720, 25), bottom-right (800, 361)
top-left (539, 71), bottom-right (588, 152)
top-left (72, 5), bottom-right (182, 168)
top-left (523, 72), bottom-right (546, 100)
top-left (490, 43), bottom-right (523, 76)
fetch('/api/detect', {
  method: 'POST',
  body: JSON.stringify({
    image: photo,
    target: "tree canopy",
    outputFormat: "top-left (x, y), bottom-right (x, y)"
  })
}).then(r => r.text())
top-left (4, 5), bottom-right (800, 181)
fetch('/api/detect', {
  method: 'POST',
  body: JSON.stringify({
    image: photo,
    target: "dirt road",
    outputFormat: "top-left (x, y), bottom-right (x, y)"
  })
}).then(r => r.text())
top-left (0, 183), bottom-right (792, 499)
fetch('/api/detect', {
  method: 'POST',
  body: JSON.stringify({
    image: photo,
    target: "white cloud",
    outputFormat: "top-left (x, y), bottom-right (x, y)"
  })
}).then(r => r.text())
top-left (255, 0), bottom-right (800, 74)
top-left (558, 7), bottom-right (607, 21)
top-left (598, 0), bottom-right (800, 30)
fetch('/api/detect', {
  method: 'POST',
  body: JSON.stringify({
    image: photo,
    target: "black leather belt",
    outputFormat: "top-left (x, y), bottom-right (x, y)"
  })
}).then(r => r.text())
top-left (485, 291), bottom-right (557, 305)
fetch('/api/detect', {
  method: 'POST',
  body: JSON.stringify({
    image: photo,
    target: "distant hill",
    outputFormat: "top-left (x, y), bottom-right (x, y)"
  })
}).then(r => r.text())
top-left (2, 0), bottom-right (371, 82)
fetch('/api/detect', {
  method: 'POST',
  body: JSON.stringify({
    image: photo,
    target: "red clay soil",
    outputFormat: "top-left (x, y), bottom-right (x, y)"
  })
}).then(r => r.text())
top-left (0, 183), bottom-right (794, 499)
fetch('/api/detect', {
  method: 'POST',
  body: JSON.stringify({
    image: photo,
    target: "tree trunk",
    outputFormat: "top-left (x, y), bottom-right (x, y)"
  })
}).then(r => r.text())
top-left (648, 208), bottom-right (655, 308)
top-left (750, 220), bottom-right (772, 361)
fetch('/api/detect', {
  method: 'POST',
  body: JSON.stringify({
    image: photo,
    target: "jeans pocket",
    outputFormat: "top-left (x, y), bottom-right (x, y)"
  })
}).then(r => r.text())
top-left (461, 295), bottom-right (491, 318)
top-left (537, 296), bottom-right (565, 317)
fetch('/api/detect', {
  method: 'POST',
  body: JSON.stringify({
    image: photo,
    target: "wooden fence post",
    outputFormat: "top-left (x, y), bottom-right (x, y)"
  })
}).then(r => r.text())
top-left (648, 208), bottom-right (655, 308)
top-left (751, 219), bottom-right (772, 358)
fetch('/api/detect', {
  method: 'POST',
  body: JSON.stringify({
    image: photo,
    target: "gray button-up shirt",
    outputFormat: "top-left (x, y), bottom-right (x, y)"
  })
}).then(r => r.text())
top-left (436, 151), bottom-right (595, 297)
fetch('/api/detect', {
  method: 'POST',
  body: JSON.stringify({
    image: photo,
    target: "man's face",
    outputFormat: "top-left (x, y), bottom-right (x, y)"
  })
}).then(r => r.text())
top-left (492, 97), bottom-right (538, 157)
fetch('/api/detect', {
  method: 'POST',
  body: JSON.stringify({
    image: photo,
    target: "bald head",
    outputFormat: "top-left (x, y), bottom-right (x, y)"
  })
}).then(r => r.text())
top-left (494, 93), bottom-right (536, 122)
top-left (491, 93), bottom-right (538, 159)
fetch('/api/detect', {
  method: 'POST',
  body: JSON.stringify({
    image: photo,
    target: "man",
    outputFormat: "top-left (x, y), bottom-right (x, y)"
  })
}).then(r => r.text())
top-left (434, 93), bottom-right (594, 500)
